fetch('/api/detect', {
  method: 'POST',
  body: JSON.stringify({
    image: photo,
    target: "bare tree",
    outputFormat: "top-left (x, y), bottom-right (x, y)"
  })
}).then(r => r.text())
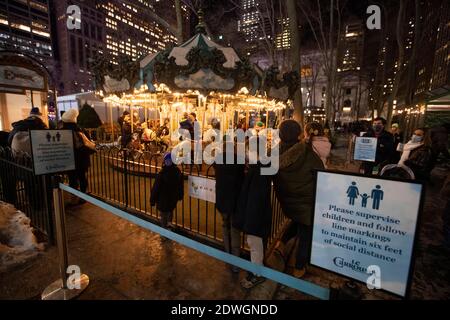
top-left (286, 0), bottom-right (303, 123)
top-left (297, 0), bottom-right (348, 123)
top-left (386, 0), bottom-right (407, 127)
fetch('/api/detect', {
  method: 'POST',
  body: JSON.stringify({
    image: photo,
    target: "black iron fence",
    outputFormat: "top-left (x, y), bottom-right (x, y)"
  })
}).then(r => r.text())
top-left (87, 146), bottom-right (288, 250)
top-left (0, 144), bottom-right (288, 252)
top-left (0, 147), bottom-right (54, 241)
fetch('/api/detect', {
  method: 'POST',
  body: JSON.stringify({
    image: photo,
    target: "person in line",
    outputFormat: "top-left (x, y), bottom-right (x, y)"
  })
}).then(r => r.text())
top-left (304, 122), bottom-right (331, 168)
top-left (398, 128), bottom-right (435, 181)
top-left (273, 120), bottom-right (324, 278)
top-left (213, 135), bottom-right (245, 272)
top-left (361, 117), bottom-right (395, 175)
top-left (390, 123), bottom-right (403, 163)
top-left (61, 108), bottom-right (94, 200)
top-left (234, 135), bottom-right (272, 289)
top-left (118, 111), bottom-right (132, 148)
top-left (9, 107), bottom-right (48, 155)
top-left (150, 152), bottom-right (184, 239)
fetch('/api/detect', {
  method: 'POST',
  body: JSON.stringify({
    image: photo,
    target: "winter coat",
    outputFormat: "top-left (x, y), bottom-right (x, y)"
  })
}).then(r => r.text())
top-left (363, 129), bottom-right (395, 166)
top-left (404, 144), bottom-right (435, 181)
top-left (273, 141), bottom-right (325, 226)
top-left (213, 147), bottom-right (245, 215)
top-left (9, 116), bottom-right (47, 155)
top-left (61, 122), bottom-right (91, 171)
top-left (8, 116), bottom-right (47, 145)
top-left (150, 165), bottom-right (184, 212)
top-left (179, 119), bottom-right (194, 139)
top-left (233, 164), bottom-right (272, 238)
top-left (310, 136), bottom-right (331, 167)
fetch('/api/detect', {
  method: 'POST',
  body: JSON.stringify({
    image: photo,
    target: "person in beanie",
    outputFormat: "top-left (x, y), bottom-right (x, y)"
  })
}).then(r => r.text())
top-left (273, 120), bottom-right (324, 278)
top-left (234, 135), bottom-right (272, 288)
top-left (150, 153), bottom-right (184, 237)
top-left (213, 135), bottom-right (245, 272)
top-left (9, 107), bottom-right (48, 155)
top-left (61, 108), bottom-right (93, 200)
top-left (304, 122), bottom-right (331, 168)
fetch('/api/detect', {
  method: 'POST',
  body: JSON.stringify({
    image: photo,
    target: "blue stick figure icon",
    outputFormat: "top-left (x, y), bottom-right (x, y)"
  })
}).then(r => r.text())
top-left (346, 181), bottom-right (359, 206)
top-left (360, 193), bottom-right (371, 208)
top-left (371, 185), bottom-right (384, 210)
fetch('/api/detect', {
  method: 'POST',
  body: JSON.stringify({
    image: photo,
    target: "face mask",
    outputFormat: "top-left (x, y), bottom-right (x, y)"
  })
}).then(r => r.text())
top-left (373, 125), bottom-right (383, 132)
top-left (411, 135), bottom-right (423, 143)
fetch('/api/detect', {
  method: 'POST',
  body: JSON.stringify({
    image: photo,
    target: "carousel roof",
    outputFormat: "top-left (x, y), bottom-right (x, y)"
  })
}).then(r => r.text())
top-left (140, 33), bottom-right (241, 70)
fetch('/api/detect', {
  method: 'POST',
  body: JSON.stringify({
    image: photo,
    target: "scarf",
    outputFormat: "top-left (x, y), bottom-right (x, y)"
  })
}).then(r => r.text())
top-left (398, 141), bottom-right (423, 166)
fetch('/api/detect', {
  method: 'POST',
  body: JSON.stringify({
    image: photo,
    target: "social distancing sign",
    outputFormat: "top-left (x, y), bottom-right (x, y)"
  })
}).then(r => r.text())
top-left (310, 170), bottom-right (423, 297)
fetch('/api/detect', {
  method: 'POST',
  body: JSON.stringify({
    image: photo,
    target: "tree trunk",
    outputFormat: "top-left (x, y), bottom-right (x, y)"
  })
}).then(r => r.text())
top-left (404, 0), bottom-right (421, 107)
top-left (387, 0), bottom-right (406, 128)
top-left (286, 0), bottom-right (303, 124)
top-left (175, 0), bottom-right (184, 44)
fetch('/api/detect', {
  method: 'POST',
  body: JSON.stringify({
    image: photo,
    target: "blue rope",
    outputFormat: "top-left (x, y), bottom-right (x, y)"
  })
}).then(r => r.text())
top-left (60, 184), bottom-right (330, 300)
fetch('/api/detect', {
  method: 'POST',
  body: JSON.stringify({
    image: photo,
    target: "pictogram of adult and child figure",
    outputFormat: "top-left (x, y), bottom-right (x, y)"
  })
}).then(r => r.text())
top-left (346, 181), bottom-right (384, 210)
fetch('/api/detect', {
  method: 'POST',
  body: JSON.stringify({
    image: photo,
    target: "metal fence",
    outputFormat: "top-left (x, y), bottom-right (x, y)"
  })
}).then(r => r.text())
top-left (0, 147), bottom-right (54, 241)
top-left (87, 146), bottom-right (288, 250)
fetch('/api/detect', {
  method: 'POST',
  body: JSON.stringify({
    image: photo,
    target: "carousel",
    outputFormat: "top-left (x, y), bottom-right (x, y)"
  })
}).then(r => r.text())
top-left (90, 11), bottom-right (299, 152)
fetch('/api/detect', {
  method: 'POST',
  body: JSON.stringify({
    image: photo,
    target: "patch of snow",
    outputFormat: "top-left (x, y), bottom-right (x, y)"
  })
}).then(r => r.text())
top-left (0, 201), bottom-right (44, 272)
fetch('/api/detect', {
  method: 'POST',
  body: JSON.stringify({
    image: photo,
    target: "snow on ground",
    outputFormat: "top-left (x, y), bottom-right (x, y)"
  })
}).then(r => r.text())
top-left (0, 201), bottom-right (44, 272)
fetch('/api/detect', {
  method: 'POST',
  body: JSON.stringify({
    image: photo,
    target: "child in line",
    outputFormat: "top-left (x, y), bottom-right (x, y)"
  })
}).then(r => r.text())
top-left (150, 153), bottom-right (184, 237)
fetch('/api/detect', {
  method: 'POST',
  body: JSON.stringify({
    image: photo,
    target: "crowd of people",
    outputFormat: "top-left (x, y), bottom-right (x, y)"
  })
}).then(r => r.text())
top-left (349, 117), bottom-right (449, 181)
top-left (1, 105), bottom-right (449, 292)
top-left (150, 118), bottom-right (332, 288)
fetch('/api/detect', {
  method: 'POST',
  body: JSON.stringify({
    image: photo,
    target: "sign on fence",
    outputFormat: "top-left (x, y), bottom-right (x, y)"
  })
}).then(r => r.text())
top-left (30, 130), bottom-right (76, 175)
top-left (310, 171), bottom-right (423, 297)
top-left (354, 137), bottom-right (377, 162)
top-left (188, 176), bottom-right (216, 203)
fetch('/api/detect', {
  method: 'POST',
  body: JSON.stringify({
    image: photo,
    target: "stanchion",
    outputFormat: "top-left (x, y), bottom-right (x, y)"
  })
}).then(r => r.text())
top-left (41, 176), bottom-right (89, 300)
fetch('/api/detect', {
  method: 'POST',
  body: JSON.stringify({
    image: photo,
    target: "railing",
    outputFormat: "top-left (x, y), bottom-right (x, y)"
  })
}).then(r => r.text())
top-left (86, 146), bottom-right (288, 250)
top-left (0, 147), bottom-right (54, 241)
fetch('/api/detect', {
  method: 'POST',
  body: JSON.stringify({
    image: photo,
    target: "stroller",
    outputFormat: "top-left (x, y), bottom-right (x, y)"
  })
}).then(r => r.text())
top-left (379, 164), bottom-right (415, 180)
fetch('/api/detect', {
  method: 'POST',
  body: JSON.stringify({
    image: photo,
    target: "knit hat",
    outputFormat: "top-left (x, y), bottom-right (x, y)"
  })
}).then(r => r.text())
top-left (391, 123), bottom-right (399, 128)
top-left (279, 119), bottom-right (301, 144)
top-left (29, 107), bottom-right (42, 116)
top-left (61, 108), bottom-right (79, 123)
top-left (163, 152), bottom-right (173, 166)
top-left (256, 121), bottom-right (264, 128)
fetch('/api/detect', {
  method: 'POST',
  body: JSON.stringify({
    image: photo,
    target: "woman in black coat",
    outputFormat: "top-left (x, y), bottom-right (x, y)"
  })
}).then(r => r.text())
top-left (213, 139), bottom-right (245, 267)
top-left (61, 109), bottom-right (92, 196)
top-left (233, 136), bottom-right (272, 289)
top-left (150, 153), bottom-right (184, 230)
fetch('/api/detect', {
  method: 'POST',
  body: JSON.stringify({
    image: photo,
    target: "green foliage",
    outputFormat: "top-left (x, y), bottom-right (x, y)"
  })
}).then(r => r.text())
top-left (77, 103), bottom-right (102, 129)
top-left (424, 111), bottom-right (450, 128)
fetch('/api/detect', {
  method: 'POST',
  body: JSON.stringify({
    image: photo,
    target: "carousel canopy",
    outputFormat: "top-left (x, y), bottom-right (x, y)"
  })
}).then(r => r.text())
top-left (140, 33), bottom-right (241, 70)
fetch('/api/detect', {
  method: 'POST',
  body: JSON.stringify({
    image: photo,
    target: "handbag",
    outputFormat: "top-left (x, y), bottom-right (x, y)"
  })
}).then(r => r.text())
top-left (75, 131), bottom-right (96, 154)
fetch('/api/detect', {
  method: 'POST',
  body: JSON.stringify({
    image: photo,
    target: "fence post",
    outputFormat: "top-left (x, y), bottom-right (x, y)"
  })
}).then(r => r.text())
top-left (123, 148), bottom-right (129, 207)
top-left (41, 175), bottom-right (89, 300)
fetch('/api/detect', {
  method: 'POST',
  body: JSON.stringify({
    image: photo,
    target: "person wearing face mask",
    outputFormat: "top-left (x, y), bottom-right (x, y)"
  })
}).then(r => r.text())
top-left (361, 117), bottom-right (395, 175)
top-left (398, 128), bottom-right (435, 181)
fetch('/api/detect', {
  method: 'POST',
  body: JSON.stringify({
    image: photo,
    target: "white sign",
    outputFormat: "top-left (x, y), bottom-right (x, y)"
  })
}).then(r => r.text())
top-left (188, 176), bottom-right (216, 203)
top-left (310, 171), bottom-right (422, 297)
top-left (30, 130), bottom-right (76, 175)
top-left (354, 137), bottom-right (377, 162)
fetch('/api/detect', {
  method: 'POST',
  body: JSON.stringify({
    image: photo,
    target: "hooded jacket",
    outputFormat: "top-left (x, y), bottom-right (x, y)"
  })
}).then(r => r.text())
top-left (9, 116), bottom-right (47, 155)
top-left (273, 141), bottom-right (324, 226)
top-left (150, 164), bottom-right (184, 212)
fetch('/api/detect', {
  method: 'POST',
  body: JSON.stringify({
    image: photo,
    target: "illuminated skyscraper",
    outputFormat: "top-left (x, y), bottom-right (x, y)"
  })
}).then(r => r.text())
top-left (0, 0), bottom-right (54, 72)
top-left (52, 0), bottom-right (187, 94)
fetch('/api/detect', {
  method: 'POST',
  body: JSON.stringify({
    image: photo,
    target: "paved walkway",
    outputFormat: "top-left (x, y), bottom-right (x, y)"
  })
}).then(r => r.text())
top-left (0, 203), bottom-right (248, 300)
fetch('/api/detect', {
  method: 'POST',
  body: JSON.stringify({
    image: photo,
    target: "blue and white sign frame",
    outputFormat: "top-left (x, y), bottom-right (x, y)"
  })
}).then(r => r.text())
top-left (310, 170), bottom-right (424, 298)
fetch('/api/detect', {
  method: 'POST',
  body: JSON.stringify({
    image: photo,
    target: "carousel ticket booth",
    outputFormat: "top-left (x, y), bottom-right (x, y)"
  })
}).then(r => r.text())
top-left (0, 51), bottom-right (50, 131)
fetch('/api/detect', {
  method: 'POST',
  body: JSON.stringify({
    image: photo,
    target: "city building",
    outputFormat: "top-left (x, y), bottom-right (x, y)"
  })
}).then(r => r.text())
top-left (0, 0), bottom-right (54, 74)
top-left (337, 22), bottom-right (364, 73)
top-left (52, 0), bottom-right (188, 95)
